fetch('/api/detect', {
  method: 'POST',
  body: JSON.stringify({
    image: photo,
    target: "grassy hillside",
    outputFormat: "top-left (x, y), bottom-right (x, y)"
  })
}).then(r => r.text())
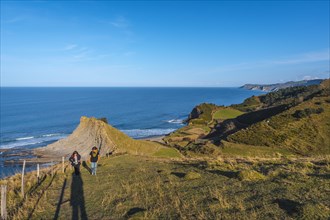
top-left (2, 154), bottom-right (329, 219)
top-left (187, 103), bottom-right (219, 125)
top-left (227, 96), bottom-right (330, 155)
top-left (232, 83), bottom-right (324, 112)
top-left (164, 79), bottom-right (330, 156)
top-left (213, 108), bottom-right (244, 120)
top-left (164, 106), bottom-right (244, 150)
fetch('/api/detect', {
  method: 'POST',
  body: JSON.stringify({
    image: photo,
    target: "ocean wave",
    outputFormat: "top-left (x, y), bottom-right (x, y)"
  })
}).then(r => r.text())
top-left (167, 119), bottom-right (185, 124)
top-left (42, 133), bottom-right (62, 137)
top-left (0, 133), bottom-right (68, 149)
top-left (16, 136), bottom-right (34, 141)
top-left (122, 128), bottom-right (176, 139)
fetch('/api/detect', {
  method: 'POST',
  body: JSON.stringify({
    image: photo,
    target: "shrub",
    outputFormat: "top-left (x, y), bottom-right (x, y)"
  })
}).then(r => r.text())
top-left (237, 170), bottom-right (266, 181)
top-left (184, 171), bottom-right (202, 180)
top-left (293, 108), bottom-right (324, 118)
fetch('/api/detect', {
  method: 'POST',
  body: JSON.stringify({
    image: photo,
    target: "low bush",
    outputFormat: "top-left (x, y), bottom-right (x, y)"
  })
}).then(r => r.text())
top-left (293, 108), bottom-right (324, 118)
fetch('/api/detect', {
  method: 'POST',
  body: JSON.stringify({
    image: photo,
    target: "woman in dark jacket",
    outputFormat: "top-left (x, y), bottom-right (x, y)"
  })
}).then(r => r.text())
top-left (69, 151), bottom-right (81, 175)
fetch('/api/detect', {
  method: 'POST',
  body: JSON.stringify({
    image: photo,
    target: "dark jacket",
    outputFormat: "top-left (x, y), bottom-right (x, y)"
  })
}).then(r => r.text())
top-left (69, 154), bottom-right (81, 167)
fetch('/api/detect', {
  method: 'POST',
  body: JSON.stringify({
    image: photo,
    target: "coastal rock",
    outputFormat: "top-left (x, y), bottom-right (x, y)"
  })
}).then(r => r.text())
top-left (185, 103), bottom-right (218, 123)
top-left (35, 117), bottom-right (118, 159)
top-left (34, 116), bottom-right (165, 159)
top-left (188, 106), bottom-right (203, 121)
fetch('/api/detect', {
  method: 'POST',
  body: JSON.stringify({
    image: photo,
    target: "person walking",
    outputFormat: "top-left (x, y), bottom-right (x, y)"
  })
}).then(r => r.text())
top-left (89, 146), bottom-right (100, 175)
top-left (69, 151), bottom-right (81, 175)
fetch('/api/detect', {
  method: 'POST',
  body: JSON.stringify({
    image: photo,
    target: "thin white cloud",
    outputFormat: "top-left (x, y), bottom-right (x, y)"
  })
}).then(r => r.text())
top-left (271, 50), bottom-right (329, 65)
top-left (213, 49), bottom-right (330, 73)
top-left (62, 44), bottom-right (98, 61)
top-left (110, 16), bottom-right (129, 28)
top-left (73, 52), bottom-right (89, 59)
top-left (3, 17), bottom-right (25, 24)
top-left (123, 51), bottom-right (136, 57)
top-left (63, 44), bottom-right (78, 51)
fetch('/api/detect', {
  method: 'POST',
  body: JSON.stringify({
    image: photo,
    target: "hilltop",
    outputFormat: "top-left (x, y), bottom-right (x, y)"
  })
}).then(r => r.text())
top-left (164, 79), bottom-right (330, 156)
top-left (241, 79), bottom-right (323, 91)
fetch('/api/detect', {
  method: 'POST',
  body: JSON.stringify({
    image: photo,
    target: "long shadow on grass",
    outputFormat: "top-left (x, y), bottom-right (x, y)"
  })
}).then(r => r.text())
top-left (54, 178), bottom-right (67, 220)
top-left (28, 173), bottom-right (57, 219)
top-left (82, 161), bottom-right (92, 174)
top-left (274, 199), bottom-right (301, 216)
top-left (124, 207), bottom-right (146, 218)
top-left (207, 170), bottom-right (238, 178)
top-left (70, 173), bottom-right (88, 220)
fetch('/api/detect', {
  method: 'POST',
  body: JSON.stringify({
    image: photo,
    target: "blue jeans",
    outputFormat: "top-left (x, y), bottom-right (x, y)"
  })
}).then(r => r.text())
top-left (91, 162), bottom-right (97, 175)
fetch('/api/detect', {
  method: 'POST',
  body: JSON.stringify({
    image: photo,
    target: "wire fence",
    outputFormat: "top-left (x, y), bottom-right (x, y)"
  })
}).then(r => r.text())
top-left (0, 157), bottom-right (70, 220)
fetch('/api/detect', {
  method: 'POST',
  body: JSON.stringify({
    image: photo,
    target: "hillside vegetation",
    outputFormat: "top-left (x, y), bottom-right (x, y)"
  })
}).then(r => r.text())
top-left (164, 79), bottom-right (330, 156)
top-left (1, 154), bottom-right (329, 219)
top-left (227, 96), bottom-right (330, 155)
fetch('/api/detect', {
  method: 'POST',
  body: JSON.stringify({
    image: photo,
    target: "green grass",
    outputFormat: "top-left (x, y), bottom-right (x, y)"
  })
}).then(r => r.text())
top-left (231, 95), bottom-right (262, 112)
top-left (237, 170), bottom-right (266, 181)
top-left (213, 108), bottom-right (244, 120)
top-left (4, 155), bottom-right (330, 219)
top-left (227, 96), bottom-right (330, 155)
top-left (153, 148), bottom-right (182, 158)
top-left (188, 103), bottom-right (218, 125)
top-left (220, 141), bottom-right (293, 157)
top-left (163, 125), bottom-right (211, 148)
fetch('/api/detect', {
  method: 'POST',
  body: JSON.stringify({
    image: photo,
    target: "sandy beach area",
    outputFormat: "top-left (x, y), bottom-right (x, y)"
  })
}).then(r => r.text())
top-left (140, 135), bottom-right (165, 143)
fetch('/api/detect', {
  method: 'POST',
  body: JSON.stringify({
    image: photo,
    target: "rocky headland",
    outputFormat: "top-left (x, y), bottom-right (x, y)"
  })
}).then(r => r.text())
top-left (241, 79), bottom-right (323, 91)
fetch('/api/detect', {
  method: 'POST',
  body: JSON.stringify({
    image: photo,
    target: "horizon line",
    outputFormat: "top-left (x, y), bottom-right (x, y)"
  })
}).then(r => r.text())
top-left (0, 86), bottom-right (243, 88)
top-left (1, 77), bottom-right (327, 88)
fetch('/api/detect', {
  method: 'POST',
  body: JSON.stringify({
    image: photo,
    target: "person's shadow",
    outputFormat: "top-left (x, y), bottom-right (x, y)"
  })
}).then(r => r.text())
top-left (70, 173), bottom-right (88, 220)
top-left (82, 161), bottom-right (92, 174)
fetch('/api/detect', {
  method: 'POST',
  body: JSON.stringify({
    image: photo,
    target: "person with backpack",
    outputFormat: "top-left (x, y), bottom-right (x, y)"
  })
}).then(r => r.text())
top-left (88, 146), bottom-right (100, 175)
top-left (69, 151), bottom-right (81, 175)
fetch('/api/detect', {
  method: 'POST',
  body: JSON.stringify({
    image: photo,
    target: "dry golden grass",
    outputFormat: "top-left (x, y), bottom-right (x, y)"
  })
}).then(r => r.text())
top-left (1, 154), bottom-right (330, 219)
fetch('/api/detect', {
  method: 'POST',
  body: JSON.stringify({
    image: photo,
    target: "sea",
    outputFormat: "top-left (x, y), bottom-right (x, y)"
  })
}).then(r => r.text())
top-left (0, 87), bottom-right (264, 178)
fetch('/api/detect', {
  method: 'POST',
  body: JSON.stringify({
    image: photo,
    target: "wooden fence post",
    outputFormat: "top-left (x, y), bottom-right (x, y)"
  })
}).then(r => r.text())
top-left (51, 160), bottom-right (54, 177)
top-left (21, 160), bottom-right (26, 197)
top-left (1, 185), bottom-right (7, 220)
top-left (62, 157), bottom-right (65, 173)
top-left (37, 164), bottom-right (40, 184)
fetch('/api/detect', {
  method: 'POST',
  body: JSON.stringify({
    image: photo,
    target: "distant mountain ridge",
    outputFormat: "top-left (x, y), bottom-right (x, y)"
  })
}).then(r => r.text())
top-left (241, 79), bottom-right (324, 91)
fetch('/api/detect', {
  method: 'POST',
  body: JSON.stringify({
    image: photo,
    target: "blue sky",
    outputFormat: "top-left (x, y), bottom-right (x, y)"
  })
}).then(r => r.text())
top-left (1, 1), bottom-right (329, 87)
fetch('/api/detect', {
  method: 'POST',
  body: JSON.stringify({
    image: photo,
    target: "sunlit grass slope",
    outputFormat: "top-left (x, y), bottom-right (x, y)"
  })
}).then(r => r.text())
top-left (3, 154), bottom-right (329, 219)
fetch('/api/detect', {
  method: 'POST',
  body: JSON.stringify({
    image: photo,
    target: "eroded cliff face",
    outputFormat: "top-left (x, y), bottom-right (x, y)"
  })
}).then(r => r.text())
top-left (35, 117), bottom-right (122, 159)
top-left (35, 116), bottom-right (168, 159)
